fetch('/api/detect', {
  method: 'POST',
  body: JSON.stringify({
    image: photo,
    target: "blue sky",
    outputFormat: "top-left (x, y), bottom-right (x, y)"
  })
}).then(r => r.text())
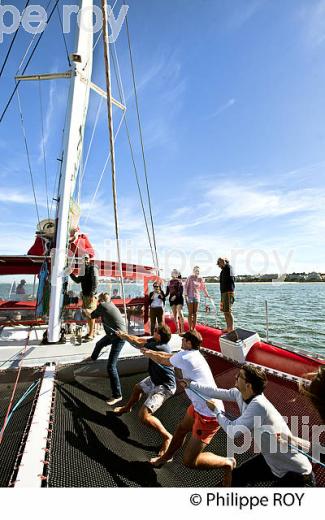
top-left (0, 0), bottom-right (324, 277)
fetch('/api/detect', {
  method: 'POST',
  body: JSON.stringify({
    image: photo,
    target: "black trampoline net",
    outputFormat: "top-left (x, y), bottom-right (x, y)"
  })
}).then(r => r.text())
top-left (47, 355), bottom-right (325, 488)
top-left (0, 368), bottom-right (43, 487)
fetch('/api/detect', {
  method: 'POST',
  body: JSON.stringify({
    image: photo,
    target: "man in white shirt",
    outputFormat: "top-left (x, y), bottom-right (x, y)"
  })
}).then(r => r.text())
top-left (141, 330), bottom-right (236, 479)
top-left (186, 364), bottom-right (315, 487)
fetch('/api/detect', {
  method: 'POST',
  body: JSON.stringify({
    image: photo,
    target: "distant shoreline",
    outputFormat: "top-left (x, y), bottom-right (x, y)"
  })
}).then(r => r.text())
top-left (203, 281), bottom-right (325, 285)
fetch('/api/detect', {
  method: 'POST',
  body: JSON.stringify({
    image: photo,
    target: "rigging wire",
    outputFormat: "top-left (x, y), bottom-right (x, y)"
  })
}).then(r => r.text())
top-left (124, 13), bottom-right (160, 272)
top-left (17, 0), bottom-right (54, 73)
top-left (38, 80), bottom-right (51, 220)
top-left (16, 88), bottom-right (41, 227)
top-left (0, 0), bottom-right (32, 79)
top-left (79, 96), bottom-right (103, 188)
top-left (0, 0), bottom-right (60, 124)
top-left (84, 108), bottom-right (126, 224)
top-left (56, 1), bottom-right (71, 67)
top-left (100, 0), bottom-right (128, 327)
top-left (110, 44), bottom-right (156, 267)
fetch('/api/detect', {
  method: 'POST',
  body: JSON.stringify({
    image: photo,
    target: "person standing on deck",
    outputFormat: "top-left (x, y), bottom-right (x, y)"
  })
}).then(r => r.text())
top-left (217, 257), bottom-right (235, 333)
top-left (83, 293), bottom-right (126, 406)
top-left (184, 266), bottom-right (210, 330)
top-left (113, 324), bottom-right (176, 457)
top-left (165, 269), bottom-right (184, 334)
top-left (16, 280), bottom-right (26, 301)
top-left (185, 364), bottom-right (315, 487)
top-left (142, 330), bottom-right (236, 482)
top-left (149, 283), bottom-right (166, 335)
top-left (16, 279), bottom-right (26, 296)
top-left (70, 254), bottom-right (99, 340)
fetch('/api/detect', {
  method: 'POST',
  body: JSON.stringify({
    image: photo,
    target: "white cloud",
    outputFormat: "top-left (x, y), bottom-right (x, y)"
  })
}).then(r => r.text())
top-left (299, 0), bottom-right (325, 48)
top-left (207, 98), bottom-right (236, 119)
top-left (226, 0), bottom-right (267, 31)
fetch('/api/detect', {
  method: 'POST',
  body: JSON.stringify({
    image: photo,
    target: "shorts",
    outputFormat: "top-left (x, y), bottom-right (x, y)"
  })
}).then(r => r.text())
top-left (169, 296), bottom-right (184, 306)
top-left (139, 376), bottom-right (175, 413)
top-left (221, 292), bottom-right (235, 313)
top-left (187, 404), bottom-right (220, 444)
top-left (187, 297), bottom-right (199, 304)
top-left (82, 295), bottom-right (98, 312)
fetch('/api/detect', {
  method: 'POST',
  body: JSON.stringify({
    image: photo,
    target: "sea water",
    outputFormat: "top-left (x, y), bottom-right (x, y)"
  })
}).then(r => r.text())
top-left (1, 282), bottom-right (324, 355)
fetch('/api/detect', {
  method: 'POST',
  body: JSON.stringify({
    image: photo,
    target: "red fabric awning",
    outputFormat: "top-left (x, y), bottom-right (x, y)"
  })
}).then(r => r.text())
top-left (0, 255), bottom-right (159, 281)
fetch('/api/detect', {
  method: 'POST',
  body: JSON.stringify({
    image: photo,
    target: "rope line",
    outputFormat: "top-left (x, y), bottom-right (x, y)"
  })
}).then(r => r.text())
top-left (83, 108), bottom-right (126, 224)
top-left (0, 327), bottom-right (32, 444)
top-left (110, 44), bottom-right (156, 267)
top-left (17, 88), bottom-right (41, 227)
top-left (5, 380), bottom-right (40, 430)
top-left (101, 0), bottom-right (128, 328)
top-left (125, 13), bottom-right (159, 272)
top-left (0, 0), bottom-right (60, 124)
top-left (188, 385), bottom-right (325, 468)
top-left (0, 0), bottom-right (31, 78)
top-left (38, 80), bottom-right (50, 220)
top-left (79, 96), bottom-right (103, 188)
top-left (56, 0), bottom-right (71, 67)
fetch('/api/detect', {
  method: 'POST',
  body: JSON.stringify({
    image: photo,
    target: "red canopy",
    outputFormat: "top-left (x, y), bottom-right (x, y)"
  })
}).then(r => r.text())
top-left (0, 255), bottom-right (159, 281)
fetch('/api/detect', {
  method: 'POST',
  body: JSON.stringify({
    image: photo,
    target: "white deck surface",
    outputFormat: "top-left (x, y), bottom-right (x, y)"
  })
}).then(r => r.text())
top-left (0, 327), bottom-right (182, 369)
top-left (14, 367), bottom-right (55, 487)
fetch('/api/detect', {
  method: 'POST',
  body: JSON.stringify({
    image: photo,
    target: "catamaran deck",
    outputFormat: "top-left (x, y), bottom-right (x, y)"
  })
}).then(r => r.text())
top-left (1, 354), bottom-right (324, 488)
top-left (0, 328), bottom-right (182, 370)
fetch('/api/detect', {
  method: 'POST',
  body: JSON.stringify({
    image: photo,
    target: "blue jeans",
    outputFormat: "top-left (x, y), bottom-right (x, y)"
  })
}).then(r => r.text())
top-left (91, 335), bottom-right (125, 398)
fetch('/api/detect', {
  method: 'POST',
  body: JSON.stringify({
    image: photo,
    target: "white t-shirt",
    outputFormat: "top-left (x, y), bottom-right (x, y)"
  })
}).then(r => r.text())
top-left (150, 292), bottom-right (164, 308)
top-left (170, 349), bottom-right (225, 418)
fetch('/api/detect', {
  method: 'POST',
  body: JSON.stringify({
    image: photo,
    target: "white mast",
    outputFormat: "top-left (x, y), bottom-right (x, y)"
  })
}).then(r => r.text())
top-left (47, 0), bottom-right (93, 342)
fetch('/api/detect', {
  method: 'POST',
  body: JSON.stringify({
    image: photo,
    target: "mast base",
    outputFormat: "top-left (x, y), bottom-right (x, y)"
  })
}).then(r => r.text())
top-left (41, 329), bottom-right (67, 345)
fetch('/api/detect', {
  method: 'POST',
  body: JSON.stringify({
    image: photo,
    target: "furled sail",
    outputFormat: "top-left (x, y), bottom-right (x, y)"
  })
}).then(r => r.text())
top-left (47, 0), bottom-right (94, 343)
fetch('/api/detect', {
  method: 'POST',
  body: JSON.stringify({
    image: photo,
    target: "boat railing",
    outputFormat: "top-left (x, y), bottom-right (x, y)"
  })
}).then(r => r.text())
top-left (263, 299), bottom-right (325, 361)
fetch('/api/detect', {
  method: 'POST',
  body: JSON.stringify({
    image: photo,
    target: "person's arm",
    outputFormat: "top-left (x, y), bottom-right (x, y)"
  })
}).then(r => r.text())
top-left (200, 279), bottom-right (210, 298)
top-left (189, 381), bottom-right (239, 401)
top-left (276, 432), bottom-right (311, 452)
top-left (184, 277), bottom-right (189, 298)
top-left (141, 348), bottom-right (173, 366)
top-left (216, 401), bottom-right (265, 440)
top-left (165, 285), bottom-right (170, 298)
top-left (117, 331), bottom-right (147, 347)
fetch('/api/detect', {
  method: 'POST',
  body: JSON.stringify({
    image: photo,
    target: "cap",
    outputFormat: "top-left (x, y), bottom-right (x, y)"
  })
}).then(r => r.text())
top-left (20, 279), bottom-right (26, 284)
top-left (180, 330), bottom-right (202, 348)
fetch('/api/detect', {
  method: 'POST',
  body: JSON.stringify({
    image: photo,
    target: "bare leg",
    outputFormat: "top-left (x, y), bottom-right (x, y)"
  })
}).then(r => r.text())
top-left (113, 384), bottom-right (143, 415)
top-left (139, 406), bottom-right (172, 456)
top-left (171, 305), bottom-right (179, 333)
top-left (183, 436), bottom-right (237, 484)
top-left (177, 304), bottom-right (184, 333)
top-left (192, 302), bottom-right (199, 329)
top-left (150, 411), bottom-right (193, 465)
top-left (224, 311), bottom-right (234, 332)
top-left (87, 318), bottom-right (95, 337)
top-left (187, 302), bottom-right (193, 330)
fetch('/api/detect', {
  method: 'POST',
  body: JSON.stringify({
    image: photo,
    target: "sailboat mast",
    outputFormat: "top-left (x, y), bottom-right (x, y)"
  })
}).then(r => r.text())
top-left (47, 0), bottom-right (93, 343)
top-left (100, 1), bottom-right (128, 324)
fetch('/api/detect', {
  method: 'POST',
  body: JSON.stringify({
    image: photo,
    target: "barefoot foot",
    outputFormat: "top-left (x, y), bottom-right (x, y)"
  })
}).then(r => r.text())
top-left (223, 457), bottom-right (236, 487)
top-left (158, 435), bottom-right (172, 457)
top-left (113, 405), bottom-right (129, 416)
top-left (149, 455), bottom-right (173, 468)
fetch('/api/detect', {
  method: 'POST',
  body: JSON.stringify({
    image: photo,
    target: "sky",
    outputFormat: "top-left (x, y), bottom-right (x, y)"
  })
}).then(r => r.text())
top-left (0, 0), bottom-right (325, 277)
